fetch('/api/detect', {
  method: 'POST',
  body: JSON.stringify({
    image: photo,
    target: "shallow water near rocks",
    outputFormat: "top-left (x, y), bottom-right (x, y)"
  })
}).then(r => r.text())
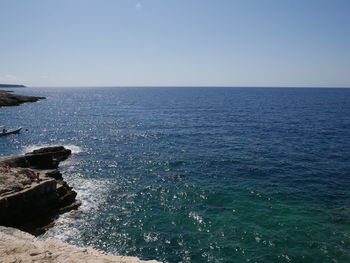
top-left (1, 87), bottom-right (350, 262)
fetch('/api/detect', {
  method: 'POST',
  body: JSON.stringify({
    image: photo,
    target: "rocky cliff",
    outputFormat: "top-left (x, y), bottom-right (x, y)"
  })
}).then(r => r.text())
top-left (0, 226), bottom-right (160, 263)
top-left (0, 146), bottom-right (81, 232)
top-left (0, 89), bottom-right (45, 107)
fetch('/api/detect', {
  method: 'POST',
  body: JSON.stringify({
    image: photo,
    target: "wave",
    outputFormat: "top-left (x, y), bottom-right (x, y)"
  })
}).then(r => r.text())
top-left (39, 177), bottom-right (111, 244)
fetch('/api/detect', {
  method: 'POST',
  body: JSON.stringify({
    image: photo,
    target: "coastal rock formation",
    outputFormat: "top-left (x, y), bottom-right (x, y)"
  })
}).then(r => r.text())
top-left (0, 84), bottom-right (26, 88)
top-left (0, 89), bottom-right (45, 107)
top-left (0, 146), bottom-right (81, 231)
top-left (0, 226), bottom-right (161, 263)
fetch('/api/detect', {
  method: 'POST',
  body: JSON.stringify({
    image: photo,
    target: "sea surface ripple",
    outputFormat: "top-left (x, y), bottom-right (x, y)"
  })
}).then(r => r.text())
top-left (1, 87), bottom-right (350, 263)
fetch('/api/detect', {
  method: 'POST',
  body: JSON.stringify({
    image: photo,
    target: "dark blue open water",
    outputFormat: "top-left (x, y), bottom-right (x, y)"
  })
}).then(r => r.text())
top-left (1, 87), bottom-right (350, 262)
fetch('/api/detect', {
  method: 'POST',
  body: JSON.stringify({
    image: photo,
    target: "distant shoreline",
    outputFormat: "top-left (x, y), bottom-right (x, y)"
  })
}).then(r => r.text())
top-left (0, 84), bottom-right (26, 88)
top-left (20, 85), bottom-right (350, 89)
top-left (0, 90), bottom-right (45, 107)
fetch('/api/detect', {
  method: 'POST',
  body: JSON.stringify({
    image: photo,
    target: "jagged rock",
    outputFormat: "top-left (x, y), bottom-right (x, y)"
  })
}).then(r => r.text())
top-left (28, 146), bottom-right (72, 162)
top-left (58, 200), bottom-right (82, 214)
top-left (0, 180), bottom-right (58, 225)
top-left (44, 169), bottom-right (63, 180)
top-left (0, 146), bottom-right (72, 170)
top-left (0, 146), bottom-right (80, 231)
top-left (0, 226), bottom-right (161, 263)
top-left (24, 146), bottom-right (72, 169)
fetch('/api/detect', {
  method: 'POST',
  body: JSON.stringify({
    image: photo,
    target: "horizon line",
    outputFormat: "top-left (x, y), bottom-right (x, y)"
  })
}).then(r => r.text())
top-left (23, 85), bottom-right (350, 89)
top-left (1, 84), bottom-right (350, 89)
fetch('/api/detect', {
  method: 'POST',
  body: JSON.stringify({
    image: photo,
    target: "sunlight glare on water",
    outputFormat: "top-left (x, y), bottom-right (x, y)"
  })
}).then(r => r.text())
top-left (1, 87), bottom-right (350, 263)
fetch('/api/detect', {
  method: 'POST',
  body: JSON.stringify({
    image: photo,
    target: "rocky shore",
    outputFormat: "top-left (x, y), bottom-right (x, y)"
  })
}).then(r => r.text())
top-left (0, 89), bottom-right (45, 107)
top-left (0, 146), bottom-right (161, 263)
top-left (0, 226), bottom-right (160, 263)
top-left (0, 146), bottom-right (81, 232)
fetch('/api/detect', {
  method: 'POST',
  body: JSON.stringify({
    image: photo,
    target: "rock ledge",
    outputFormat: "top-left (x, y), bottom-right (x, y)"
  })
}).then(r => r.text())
top-left (0, 226), bottom-right (160, 263)
top-left (0, 146), bottom-right (80, 231)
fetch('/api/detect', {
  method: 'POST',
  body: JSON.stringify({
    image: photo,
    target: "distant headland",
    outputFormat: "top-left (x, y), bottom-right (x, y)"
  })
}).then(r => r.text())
top-left (0, 90), bottom-right (45, 107)
top-left (0, 84), bottom-right (26, 88)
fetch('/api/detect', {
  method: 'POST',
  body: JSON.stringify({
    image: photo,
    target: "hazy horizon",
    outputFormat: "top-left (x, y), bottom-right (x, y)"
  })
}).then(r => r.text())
top-left (2, 84), bottom-right (350, 89)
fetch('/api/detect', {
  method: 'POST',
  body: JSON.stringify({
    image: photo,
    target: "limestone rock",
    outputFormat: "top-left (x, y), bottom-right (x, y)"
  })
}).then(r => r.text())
top-left (0, 146), bottom-right (80, 231)
top-left (0, 146), bottom-right (71, 170)
top-left (28, 146), bottom-right (72, 162)
top-left (0, 168), bottom-right (32, 196)
top-left (0, 226), bottom-right (161, 263)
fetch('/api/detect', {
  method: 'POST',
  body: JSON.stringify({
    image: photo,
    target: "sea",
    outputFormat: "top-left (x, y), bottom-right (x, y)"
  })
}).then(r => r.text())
top-left (1, 87), bottom-right (350, 263)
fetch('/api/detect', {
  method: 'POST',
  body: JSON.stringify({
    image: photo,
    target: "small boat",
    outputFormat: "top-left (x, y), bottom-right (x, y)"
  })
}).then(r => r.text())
top-left (0, 127), bottom-right (22, 136)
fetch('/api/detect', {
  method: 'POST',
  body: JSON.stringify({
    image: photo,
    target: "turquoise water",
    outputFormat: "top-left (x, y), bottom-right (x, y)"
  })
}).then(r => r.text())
top-left (1, 87), bottom-right (350, 262)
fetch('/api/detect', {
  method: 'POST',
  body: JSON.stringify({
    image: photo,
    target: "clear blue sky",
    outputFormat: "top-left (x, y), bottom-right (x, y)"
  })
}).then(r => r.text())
top-left (0, 0), bottom-right (349, 87)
